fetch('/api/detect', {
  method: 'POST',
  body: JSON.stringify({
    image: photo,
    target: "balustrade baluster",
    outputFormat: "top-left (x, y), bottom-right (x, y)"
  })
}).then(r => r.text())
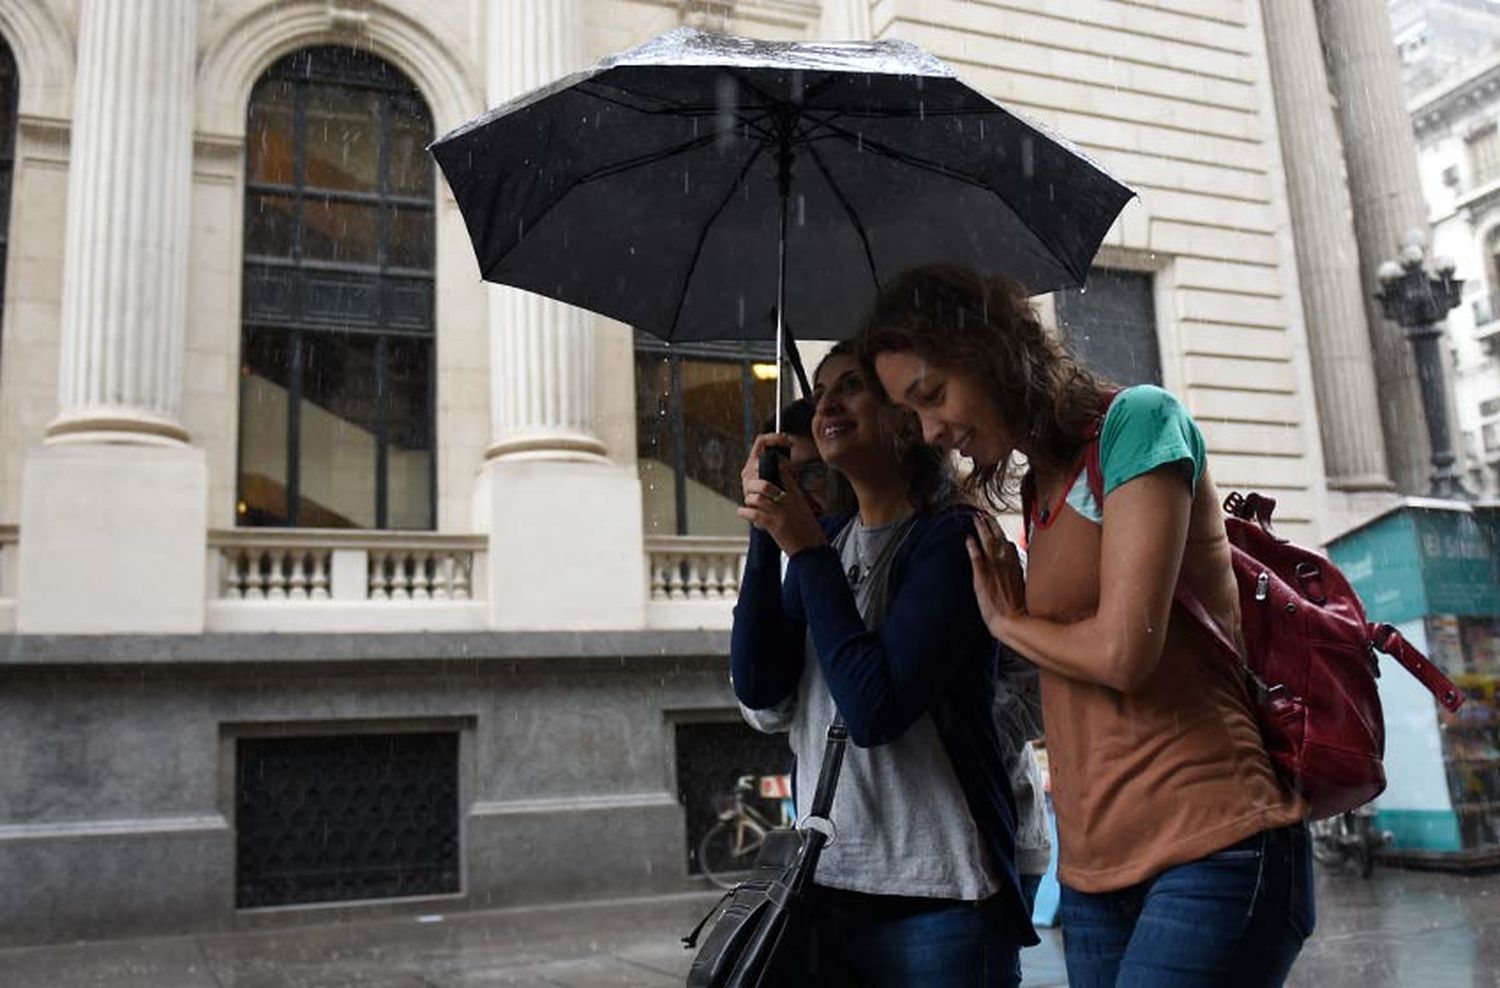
top-left (666, 555), bottom-right (687, 599)
top-left (412, 552), bottom-right (432, 600)
top-left (452, 556), bottom-right (471, 600)
top-left (650, 558), bottom-right (668, 600)
top-left (369, 552), bottom-right (390, 600)
top-left (260, 551), bottom-right (283, 599)
top-left (288, 553), bottom-right (309, 600)
top-left (685, 556), bottom-right (706, 599)
top-left (432, 554), bottom-right (452, 600)
top-left (309, 553), bottom-right (330, 599)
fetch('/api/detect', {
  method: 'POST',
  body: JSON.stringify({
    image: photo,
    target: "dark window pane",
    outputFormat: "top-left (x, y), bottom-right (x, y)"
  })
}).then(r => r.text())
top-left (238, 329), bottom-right (294, 527)
top-left (304, 85), bottom-right (380, 192)
top-left (302, 197), bottom-right (379, 264)
top-left (386, 338), bottom-right (433, 529)
top-left (244, 194), bottom-right (297, 258)
top-left (681, 358), bottom-right (749, 535)
top-left (635, 352), bottom-right (678, 536)
top-left (386, 277), bottom-right (435, 331)
top-left (388, 105), bottom-right (434, 196)
top-left (246, 80), bottom-right (296, 185)
top-left (299, 333), bottom-right (379, 528)
top-left (302, 270), bottom-right (380, 326)
top-left (240, 46), bottom-right (435, 530)
top-left (1055, 269), bottom-right (1161, 386)
top-left (387, 206), bottom-right (434, 268)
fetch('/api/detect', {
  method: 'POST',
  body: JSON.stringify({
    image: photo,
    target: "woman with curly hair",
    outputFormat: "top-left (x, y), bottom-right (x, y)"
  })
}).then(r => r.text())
top-left (731, 339), bottom-right (1037, 985)
top-left (856, 265), bottom-right (1314, 987)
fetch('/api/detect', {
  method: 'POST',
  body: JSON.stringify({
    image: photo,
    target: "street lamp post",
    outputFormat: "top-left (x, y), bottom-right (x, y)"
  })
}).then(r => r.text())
top-left (1375, 231), bottom-right (1472, 500)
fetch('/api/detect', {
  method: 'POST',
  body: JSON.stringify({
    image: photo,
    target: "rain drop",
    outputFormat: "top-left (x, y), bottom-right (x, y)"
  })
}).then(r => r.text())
top-left (797, 194), bottom-right (806, 227)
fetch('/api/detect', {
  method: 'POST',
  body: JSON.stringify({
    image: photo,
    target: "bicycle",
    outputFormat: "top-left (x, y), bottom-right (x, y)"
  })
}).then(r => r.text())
top-left (698, 774), bottom-right (794, 889)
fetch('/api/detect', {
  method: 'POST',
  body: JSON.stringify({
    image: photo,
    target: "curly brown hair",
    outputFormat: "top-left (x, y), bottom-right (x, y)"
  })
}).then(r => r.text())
top-left (854, 264), bottom-right (1112, 509)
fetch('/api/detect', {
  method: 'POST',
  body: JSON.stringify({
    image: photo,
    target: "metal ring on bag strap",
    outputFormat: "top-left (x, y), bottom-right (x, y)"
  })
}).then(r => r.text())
top-left (797, 814), bottom-right (837, 846)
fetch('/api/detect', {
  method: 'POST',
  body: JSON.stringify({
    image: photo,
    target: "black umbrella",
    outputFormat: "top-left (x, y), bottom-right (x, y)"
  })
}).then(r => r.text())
top-left (432, 27), bottom-right (1133, 409)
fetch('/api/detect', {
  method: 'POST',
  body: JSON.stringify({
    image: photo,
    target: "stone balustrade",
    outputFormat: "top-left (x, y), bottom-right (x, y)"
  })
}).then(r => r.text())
top-left (211, 530), bottom-right (484, 601)
top-left (645, 536), bottom-right (746, 601)
top-left (206, 530), bottom-right (488, 633)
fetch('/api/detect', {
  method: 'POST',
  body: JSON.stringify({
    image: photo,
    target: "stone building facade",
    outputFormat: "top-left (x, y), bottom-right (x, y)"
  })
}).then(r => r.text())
top-left (0, 0), bottom-right (1415, 945)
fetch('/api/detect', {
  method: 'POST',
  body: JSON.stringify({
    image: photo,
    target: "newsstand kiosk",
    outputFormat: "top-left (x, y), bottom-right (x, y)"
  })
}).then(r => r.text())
top-left (1325, 498), bottom-right (1500, 868)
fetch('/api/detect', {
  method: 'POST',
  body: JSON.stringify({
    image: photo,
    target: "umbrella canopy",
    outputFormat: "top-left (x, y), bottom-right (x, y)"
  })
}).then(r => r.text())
top-left (432, 28), bottom-right (1134, 348)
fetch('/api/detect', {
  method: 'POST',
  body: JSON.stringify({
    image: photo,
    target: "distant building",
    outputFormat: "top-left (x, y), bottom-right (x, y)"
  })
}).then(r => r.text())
top-left (1398, 0), bottom-right (1500, 493)
top-left (1393, 0), bottom-right (1500, 94)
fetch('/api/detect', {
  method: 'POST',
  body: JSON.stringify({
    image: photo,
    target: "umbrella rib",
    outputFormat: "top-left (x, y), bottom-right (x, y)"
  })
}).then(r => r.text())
top-left (803, 142), bottom-right (880, 297)
top-left (813, 120), bottom-right (1091, 283)
top-left (664, 143), bottom-right (768, 341)
top-left (481, 112), bottom-right (780, 287)
top-left (574, 81), bottom-right (780, 143)
top-left (573, 125), bottom-right (753, 187)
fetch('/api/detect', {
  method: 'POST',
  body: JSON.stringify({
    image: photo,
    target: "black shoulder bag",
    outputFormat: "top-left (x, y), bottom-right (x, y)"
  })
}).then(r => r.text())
top-left (681, 714), bottom-right (849, 988)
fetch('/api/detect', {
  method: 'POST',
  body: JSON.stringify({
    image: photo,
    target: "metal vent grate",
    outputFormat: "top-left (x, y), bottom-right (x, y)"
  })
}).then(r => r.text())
top-left (235, 732), bottom-right (459, 908)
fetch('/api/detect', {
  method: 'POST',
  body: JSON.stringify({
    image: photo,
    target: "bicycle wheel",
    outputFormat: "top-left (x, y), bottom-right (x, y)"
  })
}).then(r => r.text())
top-left (699, 820), bottom-right (761, 889)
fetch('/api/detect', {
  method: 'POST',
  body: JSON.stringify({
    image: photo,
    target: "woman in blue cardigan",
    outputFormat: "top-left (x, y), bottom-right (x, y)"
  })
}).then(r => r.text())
top-left (732, 341), bottom-right (1037, 986)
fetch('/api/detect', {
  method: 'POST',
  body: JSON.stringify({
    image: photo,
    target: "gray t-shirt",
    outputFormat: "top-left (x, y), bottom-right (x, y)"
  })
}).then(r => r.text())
top-left (743, 516), bottom-right (1000, 901)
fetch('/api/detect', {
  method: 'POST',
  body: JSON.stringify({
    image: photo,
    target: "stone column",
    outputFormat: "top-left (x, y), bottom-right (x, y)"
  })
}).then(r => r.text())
top-left (487, 0), bottom-right (605, 463)
top-left (1316, 0), bottom-right (1436, 494)
top-left (1260, 0), bottom-right (1394, 492)
top-left (479, 0), bottom-right (645, 629)
top-left (48, 0), bottom-right (194, 446)
top-left (17, 0), bottom-right (206, 633)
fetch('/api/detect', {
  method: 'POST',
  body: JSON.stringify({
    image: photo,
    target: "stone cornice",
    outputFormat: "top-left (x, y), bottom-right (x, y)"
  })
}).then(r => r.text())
top-left (1411, 54), bottom-right (1500, 137)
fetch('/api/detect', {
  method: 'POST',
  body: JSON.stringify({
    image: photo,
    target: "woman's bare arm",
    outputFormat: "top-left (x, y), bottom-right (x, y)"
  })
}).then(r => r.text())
top-left (970, 466), bottom-right (1192, 692)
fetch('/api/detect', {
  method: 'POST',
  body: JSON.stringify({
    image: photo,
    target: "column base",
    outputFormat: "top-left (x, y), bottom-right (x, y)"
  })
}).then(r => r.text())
top-left (45, 409), bottom-right (190, 447)
top-left (485, 429), bottom-right (608, 464)
top-left (484, 457), bottom-right (646, 630)
top-left (16, 443), bottom-right (207, 633)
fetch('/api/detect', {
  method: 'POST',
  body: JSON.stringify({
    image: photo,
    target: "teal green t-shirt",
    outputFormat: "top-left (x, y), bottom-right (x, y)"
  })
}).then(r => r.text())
top-left (1064, 385), bottom-right (1205, 524)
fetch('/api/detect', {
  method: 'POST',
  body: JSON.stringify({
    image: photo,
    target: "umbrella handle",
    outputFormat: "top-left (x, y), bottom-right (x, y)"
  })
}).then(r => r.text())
top-left (758, 446), bottom-right (789, 484)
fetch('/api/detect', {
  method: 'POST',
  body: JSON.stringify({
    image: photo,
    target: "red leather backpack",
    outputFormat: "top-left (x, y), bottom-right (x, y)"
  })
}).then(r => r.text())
top-left (1070, 439), bottom-right (1465, 820)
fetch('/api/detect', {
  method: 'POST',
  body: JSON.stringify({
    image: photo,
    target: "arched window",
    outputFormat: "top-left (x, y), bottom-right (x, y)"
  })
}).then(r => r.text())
top-left (238, 46), bottom-right (435, 529)
top-left (0, 37), bottom-right (19, 336)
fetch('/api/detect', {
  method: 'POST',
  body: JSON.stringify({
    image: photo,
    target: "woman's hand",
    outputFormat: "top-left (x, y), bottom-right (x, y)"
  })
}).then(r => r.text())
top-left (967, 514), bottom-right (1027, 638)
top-left (738, 434), bottom-right (826, 556)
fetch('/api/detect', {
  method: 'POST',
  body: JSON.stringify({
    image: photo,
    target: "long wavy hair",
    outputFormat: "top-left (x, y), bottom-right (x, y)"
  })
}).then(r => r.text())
top-left (812, 340), bottom-right (956, 517)
top-left (854, 264), bottom-right (1112, 509)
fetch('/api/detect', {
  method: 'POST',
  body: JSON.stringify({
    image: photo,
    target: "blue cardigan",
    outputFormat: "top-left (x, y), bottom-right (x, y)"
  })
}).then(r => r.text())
top-left (730, 506), bottom-right (1039, 945)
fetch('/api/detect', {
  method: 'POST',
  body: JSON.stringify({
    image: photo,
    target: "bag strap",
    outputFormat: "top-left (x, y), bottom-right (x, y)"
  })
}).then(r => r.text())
top-left (802, 717), bottom-right (848, 835)
top-left (1084, 432), bottom-right (1467, 711)
top-left (1372, 623), bottom-right (1465, 712)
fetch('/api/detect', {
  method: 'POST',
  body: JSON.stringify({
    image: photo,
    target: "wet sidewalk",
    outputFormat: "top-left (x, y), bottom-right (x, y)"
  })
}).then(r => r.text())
top-left (0, 890), bottom-right (1067, 987)
top-left (0, 866), bottom-right (1493, 986)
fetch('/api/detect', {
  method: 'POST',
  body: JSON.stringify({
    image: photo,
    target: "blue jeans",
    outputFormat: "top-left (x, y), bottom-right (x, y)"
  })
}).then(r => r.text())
top-left (1059, 824), bottom-right (1315, 987)
top-left (807, 886), bottom-right (1022, 987)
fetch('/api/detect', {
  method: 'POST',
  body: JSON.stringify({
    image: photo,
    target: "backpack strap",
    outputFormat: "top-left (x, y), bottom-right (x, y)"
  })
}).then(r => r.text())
top-left (1372, 623), bottom-right (1465, 712)
top-left (1078, 393), bottom-right (1254, 683)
